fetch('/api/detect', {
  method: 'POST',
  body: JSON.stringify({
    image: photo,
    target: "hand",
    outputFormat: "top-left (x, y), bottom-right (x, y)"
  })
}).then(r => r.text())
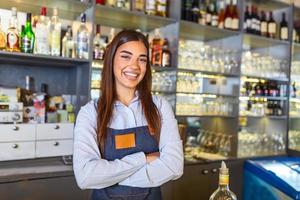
top-left (146, 152), bottom-right (160, 164)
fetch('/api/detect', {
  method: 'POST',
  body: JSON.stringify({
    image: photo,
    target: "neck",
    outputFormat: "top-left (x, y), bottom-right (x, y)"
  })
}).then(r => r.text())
top-left (219, 184), bottom-right (229, 191)
top-left (116, 86), bottom-right (136, 106)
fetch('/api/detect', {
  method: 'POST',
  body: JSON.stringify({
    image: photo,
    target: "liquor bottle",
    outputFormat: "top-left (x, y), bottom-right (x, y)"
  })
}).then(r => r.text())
top-left (0, 17), bottom-right (6, 50)
top-left (132, 0), bottom-right (145, 12)
top-left (109, 28), bottom-right (116, 43)
top-left (62, 26), bottom-right (75, 58)
top-left (151, 29), bottom-right (163, 66)
top-left (35, 7), bottom-right (50, 55)
top-left (161, 38), bottom-right (171, 67)
top-left (224, 0), bottom-right (232, 30)
top-left (96, 0), bottom-right (105, 5)
top-left (231, 0), bottom-right (239, 30)
top-left (205, 1), bottom-right (212, 26)
top-left (244, 5), bottom-right (250, 32)
top-left (199, 0), bottom-right (207, 25)
top-left (93, 24), bottom-right (101, 60)
top-left (268, 11), bottom-right (277, 39)
top-left (251, 6), bottom-right (260, 35)
top-left (50, 8), bottom-right (61, 56)
top-left (6, 7), bottom-right (20, 52)
top-left (211, 1), bottom-right (218, 27)
top-left (156, 0), bottom-right (167, 17)
top-left (218, 1), bottom-right (226, 29)
top-left (260, 11), bottom-right (268, 37)
top-left (99, 35), bottom-right (108, 60)
top-left (209, 161), bottom-right (237, 200)
top-left (116, 0), bottom-right (130, 10)
top-left (77, 13), bottom-right (89, 59)
top-left (106, 0), bottom-right (116, 6)
top-left (191, 0), bottom-right (199, 23)
top-left (21, 13), bottom-right (35, 53)
top-left (280, 12), bottom-right (288, 41)
top-left (145, 0), bottom-right (156, 16)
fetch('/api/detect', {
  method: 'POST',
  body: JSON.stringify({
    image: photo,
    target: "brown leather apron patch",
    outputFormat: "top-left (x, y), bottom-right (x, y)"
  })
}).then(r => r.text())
top-left (115, 133), bottom-right (136, 149)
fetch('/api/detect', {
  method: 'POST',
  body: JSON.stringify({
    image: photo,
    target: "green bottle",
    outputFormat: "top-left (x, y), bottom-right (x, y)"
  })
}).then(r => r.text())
top-left (21, 13), bottom-right (35, 53)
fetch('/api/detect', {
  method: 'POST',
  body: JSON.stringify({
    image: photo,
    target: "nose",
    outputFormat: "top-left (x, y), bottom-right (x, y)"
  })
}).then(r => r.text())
top-left (129, 57), bottom-right (140, 69)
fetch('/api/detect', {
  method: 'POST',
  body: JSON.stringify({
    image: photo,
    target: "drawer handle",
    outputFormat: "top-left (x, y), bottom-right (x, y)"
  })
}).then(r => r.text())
top-left (12, 126), bottom-right (19, 131)
top-left (12, 144), bottom-right (19, 149)
top-left (54, 142), bottom-right (60, 146)
top-left (54, 125), bottom-right (60, 130)
top-left (202, 169), bottom-right (209, 175)
top-left (211, 168), bottom-right (218, 174)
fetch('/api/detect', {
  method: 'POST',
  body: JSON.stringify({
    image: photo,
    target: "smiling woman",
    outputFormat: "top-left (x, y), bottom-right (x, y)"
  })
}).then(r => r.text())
top-left (73, 30), bottom-right (184, 200)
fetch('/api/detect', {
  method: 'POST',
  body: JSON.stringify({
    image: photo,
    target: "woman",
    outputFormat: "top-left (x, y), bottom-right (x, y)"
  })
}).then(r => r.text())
top-left (73, 30), bottom-right (183, 200)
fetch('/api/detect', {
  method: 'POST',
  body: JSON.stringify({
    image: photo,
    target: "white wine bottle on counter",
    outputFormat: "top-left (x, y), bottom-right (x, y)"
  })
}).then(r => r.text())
top-left (209, 161), bottom-right (237, 200)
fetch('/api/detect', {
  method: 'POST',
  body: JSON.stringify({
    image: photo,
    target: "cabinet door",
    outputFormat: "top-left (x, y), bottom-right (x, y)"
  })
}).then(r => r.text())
top-left (36, 123), bottom-right (74, 140)
top-left (0, 124), bottom-right (35, 142)
top-left (0, 142), bottom-right (35, 161)
top-left (35, 139), bottom-right (73, 158)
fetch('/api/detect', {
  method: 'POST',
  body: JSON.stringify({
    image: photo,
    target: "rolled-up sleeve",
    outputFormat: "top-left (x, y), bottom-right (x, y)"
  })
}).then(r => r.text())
top-left (119, 97), bottom-right (184, 187)
top-left (73, 102), bottom-right (147, 190)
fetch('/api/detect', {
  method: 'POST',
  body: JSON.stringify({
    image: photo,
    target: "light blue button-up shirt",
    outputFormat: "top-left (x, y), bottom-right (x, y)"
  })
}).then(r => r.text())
top-left (73, 95), bottom-right (184, 189)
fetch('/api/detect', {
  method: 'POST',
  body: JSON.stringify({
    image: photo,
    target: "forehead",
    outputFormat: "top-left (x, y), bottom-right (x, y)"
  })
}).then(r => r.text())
top-left (116, 41), bottom-right (147, 54)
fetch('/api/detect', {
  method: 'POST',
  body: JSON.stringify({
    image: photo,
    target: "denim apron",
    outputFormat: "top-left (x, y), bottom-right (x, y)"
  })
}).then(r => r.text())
top-left (91, 126), bottom-right (162, 200)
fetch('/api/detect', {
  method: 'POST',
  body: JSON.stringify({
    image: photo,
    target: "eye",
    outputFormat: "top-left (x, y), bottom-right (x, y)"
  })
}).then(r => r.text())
top-left (121, 55), bottom-right (131, 60)
top-left (139, 58), bottom-right (147, 63)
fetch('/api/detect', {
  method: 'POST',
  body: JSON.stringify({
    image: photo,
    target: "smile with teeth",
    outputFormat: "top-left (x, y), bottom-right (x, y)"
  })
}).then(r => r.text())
top-left (122, 71), bottom-right (140, 80)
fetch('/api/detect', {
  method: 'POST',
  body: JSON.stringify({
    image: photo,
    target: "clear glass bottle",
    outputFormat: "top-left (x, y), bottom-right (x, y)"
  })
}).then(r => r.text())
top-left (106, 0), bottom-right (116, 6)
top-left (145, 0), bottom-right (156, 15)
top-left (156, 0), bottom-right (167, 17)
top-left (77, 13), bottom-right (89, 59)
top-left (132, 0), bottom-right (145, 12)
top-left (0, 17), bottom-right (6, 50)
top-left (6, 7), bottom-right (20, 52)
top-left (93, 24), bottom-right (101, 60)
top-left (209, 161), bottom-right (237, 200)
top-left (50, 8), bottom-right (61, 56)
top-left (35, 7), bottom-right (50, 55)
top-left (62, 26), bottom-right (75, 58)
top-left (21, 13), bottom-right (35, 53)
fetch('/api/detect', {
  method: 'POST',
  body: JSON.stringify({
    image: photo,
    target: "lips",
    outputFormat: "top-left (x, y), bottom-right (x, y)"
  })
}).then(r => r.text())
top-left (122, 71), bottom-right (140, 81)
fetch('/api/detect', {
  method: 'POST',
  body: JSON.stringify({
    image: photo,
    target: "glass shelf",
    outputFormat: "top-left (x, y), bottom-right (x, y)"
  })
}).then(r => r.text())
top-left (178, 68), bottom-right (240, 77)
top-left (239, 96), bottom-right (288, 101)
top-left (245, 0), bottom-right (291, 10)
top-left (0, 0), bottom-right (91, 20)
top-left (0, 50), bottom-right (89, 67)
top-left (239, 115), bottom-right (288, 119)
top-left (177, 92), bottom-right (238, 98)
top-left (95, 4), bottom-right (176, 31)
top-left (151, 66), bottom-right (176, 72)
top-left (176, 115), bottom-right (236, 118)
top-left (179, 20), bottom-right (240, 41)
top-left (243, 33), bottom-right (290, 49)
top-left (241, 74), bottom-right (289, 83)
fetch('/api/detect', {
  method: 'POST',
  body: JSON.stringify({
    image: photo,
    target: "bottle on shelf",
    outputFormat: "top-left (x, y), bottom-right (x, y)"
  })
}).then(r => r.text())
top-left (209, 161), bottom-right (237, 200)
top-left (231, 0), bottom-right (239, 30)
top-left (50, 8), bottom-right (61, 56)
top-left (280, 12), bottom-right (288, 41)
top-left (62, 25), bottom-right (75, 58)
top-left (156, 0), bottom-right (167, 17)
top-left (6, 7), bottom-right (20, 52)
top-left (109, 28), bottom-right (116, 43)
top-left (0, 17), bottom-right (6, 50)
top-left (151, 29), bottom-right (163, 66)
top-left (218, 0), bottom-right (226, 29)
top-left (106, 0), bottom-right (116, 6)
top-left (161, 38), bottom-right (171, 67)
top-left (244, 5), bottom-right (251, 33)
top-left (145, 0), bottom-right (156, 16)
top-left (260, 11), bottom-right (268, 37)
top-left (116, 0), bottom-right (131, 10)
top-left (21, 13), bottom-right (35, 54)
top-left (77, 13), bottom-right (89, 59)
top-left (251, 6), bottom-right (260, 35)
top-left (93, 24), bottom-right (102, 60)
top-left (211, 1), bottom-right (218, 27)
top-left (96, 0), bottom-right (106, 5)
top-left (132, 0), bottom-right (145, 12)
top-left (182, 0), bottom-right (192, 21)
top-left (205, 1), bottom-right (212, 26)
top-left (199, 0), bottom-right (207, 25)
top-left (191, 0), bottom-right (199, 23)
top-left (268, 11), bottom-right (277, 39)
top-left (224, 0), bottom-right (232, 30)
top-left (35, 7), bottom-right (50, 55)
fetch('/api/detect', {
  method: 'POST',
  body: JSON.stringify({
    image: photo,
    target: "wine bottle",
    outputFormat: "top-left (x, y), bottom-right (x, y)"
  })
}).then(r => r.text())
top-left (268, 11), bottom-right (277, 38)
top-left (280, 12), bottom-right (288, 41)
top-left (218, 1), bottom-right (225, 29)
top-left (260, 11), bottom-right (268, 37)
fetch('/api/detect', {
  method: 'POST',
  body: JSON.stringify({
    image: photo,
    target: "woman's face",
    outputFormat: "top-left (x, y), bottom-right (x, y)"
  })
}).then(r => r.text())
top-left (113, 40), bottom-right (148, 92)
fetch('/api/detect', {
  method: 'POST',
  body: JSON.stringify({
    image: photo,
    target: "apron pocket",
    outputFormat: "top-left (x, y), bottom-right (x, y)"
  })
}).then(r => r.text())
top-left (105, 185), bottom-right (150, 200)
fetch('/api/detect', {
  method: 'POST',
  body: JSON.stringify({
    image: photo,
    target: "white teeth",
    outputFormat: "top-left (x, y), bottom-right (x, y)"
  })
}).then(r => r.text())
top-left (124, 72), bottom-right (138, 77)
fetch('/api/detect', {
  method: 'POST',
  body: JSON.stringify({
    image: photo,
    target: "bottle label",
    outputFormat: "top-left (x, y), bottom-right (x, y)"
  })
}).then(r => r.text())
top-left (36, 25), bottom-right (50, 54)
top-left (157, 5), bottom-right (166, 12)
top-left (0, 33), bottom-right (5, 48)
top-left (246, 19), bottom-right (251, 29)
top-left (268, 23), bottom-right (276, 34)
top-left (206, 14), bottom-right (212, 24)
top-left (281, 27), bottom-right (288, 40)
top-left (224, 17), bottom-right (232, 29)
top-left (219, 174), bottom-right (229, 185)
top-left (22, 37), bottom-right (33, 52)
top-left (107, 0), bottom-right (116, 6)
top-left (162, 52), bottom-right (170, 67)
top-left (134, 0), bottom-right (144, 10)
top-left (212, 16), bottom-right (218, 27)
top-left (51, 30), bottom-right (61, 55)
top-left (261, 22), bottom-right (267, 33)
top-left (231, 18), bottom-right (239, 30)
top-left (218, 21), bottom-right (224, 29)
top-left (158, 0), bottom-right (166, 4)
top-left (7, 32), bottom-right (19, 48)
top-left (77, 33), bottom-right (89, 59)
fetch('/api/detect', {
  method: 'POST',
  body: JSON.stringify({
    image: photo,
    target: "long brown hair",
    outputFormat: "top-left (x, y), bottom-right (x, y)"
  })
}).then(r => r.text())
top-left (97, 30), bottom-right (161, 154)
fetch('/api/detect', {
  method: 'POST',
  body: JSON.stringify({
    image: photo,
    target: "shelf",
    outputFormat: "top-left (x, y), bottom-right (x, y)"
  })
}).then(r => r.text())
top-left (243, 33), bottom-right (290, 49)
top-left (176, 115), bottom-right (236, 118)
top-left (151, 66), bottom-right (177, 72)
top-left (180, 20), bottom-right (240, 41)
top-left (239, 115), bottom-right (288, 119)
top-left (178, 68), bottom-right (240, 77)
top-left (0, 51), bottom-right (89, 67)
top-left (246, 0), bottom-right (291, 10)
top-left (0, 0), bottom-right (91, 20)
top-left (241, 74), bottom-right (289, 82)
top-left (95, 4), bottom-right (176, 31)
top-left (177, 92), bottom-right (238, 98)
top-left (151, 90), bottom-right (175, 94)
top-left (239, 96), bottom-right (288, 101)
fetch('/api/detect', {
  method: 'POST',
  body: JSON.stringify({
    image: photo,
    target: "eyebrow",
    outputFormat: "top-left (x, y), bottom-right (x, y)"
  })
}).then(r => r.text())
top-left (120, 50), bottom-right (147, 58)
